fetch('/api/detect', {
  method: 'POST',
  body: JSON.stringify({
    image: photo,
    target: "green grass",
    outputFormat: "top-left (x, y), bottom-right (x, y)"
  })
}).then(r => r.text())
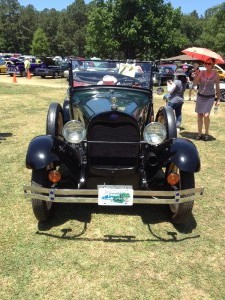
top-left (0, 82), bottom-right (225, 300)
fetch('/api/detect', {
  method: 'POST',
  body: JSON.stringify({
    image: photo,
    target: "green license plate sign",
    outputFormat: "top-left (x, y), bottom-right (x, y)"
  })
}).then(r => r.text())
top-left (98, 185), bottom-right (133, 206)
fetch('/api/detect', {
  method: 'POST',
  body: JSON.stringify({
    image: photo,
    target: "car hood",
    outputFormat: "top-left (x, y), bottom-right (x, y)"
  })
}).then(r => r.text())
top-left (72, 87), bottom-right (150, 121)
top-left (39, 56), bottom-right (56, 66)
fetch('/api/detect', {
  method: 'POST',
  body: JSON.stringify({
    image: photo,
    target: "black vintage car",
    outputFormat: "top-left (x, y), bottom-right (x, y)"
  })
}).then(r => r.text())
top-left (24, 59), bottom-right (204, 224)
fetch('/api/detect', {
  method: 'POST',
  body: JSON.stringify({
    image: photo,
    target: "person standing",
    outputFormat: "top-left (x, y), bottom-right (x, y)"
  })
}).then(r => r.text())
top-left (187, 63), bottom-right (199, 101)
top-left (24, 58), bottom-right (30, 76)
top-left (165, 69), bottom-right (187, 131)
top-left (194, 58), bottom-right (221, 141)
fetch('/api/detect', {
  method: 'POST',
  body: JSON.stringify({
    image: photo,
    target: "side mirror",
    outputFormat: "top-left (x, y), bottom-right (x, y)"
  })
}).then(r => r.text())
top-left (156, 87), bottom-right (164, 95)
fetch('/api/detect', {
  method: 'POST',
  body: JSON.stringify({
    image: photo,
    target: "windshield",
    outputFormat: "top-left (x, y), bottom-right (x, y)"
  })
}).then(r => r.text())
top-left (69, 59), bottom-right (153, 90)
top-left (158, 66), bottom-right (174, 74)
top-left (72, 88), bottom-right (150, 120)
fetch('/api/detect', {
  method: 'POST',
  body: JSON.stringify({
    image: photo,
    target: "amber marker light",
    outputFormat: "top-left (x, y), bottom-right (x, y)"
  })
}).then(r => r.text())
top-left (167, 173), bottom-right (180, 186)
top-left (48, 170), bottom-right (61, 183)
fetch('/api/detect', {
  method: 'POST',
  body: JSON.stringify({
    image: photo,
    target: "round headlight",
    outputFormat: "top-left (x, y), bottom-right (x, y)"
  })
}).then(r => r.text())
top-left (143, 122), bottom-right (166, 145)
top-left (62, 120), bottom-right (86, 143)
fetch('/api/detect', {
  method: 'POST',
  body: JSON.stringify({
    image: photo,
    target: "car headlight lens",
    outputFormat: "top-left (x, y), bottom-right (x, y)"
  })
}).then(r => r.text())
top-left (62, 120), bottom-right (86, 143)
top-left (143, 122), bottom-right (166, 145)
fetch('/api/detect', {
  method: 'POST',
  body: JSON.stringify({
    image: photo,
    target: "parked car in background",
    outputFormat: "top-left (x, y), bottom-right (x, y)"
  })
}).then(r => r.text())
top-left (33, 57), bottom-right (69, 78)
top-left (219, 82), bottom-right (225, 101)
top-left (23, 59), bottom-right (204, 225)
top-left (53, 56), bottom-right (63, 62)
top-left (198, 64), bottom-right (225, 82)
top-left (0, 60), bottom-right (7, 73)
top-left (160, 63), bottom-right (177, 72)
top-left (7, 58), bottom-right (42, 77)
top-left (18, 55), bottom-right (36, 62)
top-left (214, 64), bottom-right (225, 81)
top-left (153, 65), bottom-right (175, 86)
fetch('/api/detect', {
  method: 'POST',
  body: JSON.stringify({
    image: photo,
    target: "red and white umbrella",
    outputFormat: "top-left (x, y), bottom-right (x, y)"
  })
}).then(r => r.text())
top-left (182, 47), bottom-right (224, 64)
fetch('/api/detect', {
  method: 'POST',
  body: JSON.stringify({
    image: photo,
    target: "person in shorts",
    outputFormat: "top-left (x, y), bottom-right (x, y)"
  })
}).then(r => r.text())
top-left (194, 58), bottom-right (221, 141)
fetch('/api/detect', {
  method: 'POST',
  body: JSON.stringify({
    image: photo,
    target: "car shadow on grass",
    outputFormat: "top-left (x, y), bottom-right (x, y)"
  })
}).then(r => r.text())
top-left (179, 130), bottom-right (216, 141)
top-left (37, 203), bottom-right (199, 242)
top-left (38, 203), bottom-right (170, 230)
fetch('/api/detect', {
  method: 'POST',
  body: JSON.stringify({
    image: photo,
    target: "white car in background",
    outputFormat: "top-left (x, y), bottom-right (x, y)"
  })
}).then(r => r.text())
top-left (214, 64), bottom-right (225, 82)
top-left (53, 56), bottom-right (63, 62)
top-left (219, 82), bottom-right (225, 101)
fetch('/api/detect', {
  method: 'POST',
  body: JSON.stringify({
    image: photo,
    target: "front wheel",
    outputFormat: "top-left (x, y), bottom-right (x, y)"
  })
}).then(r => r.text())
top-left (155, 106), bottom-right (177, 139)
top-left (53, 72), bottom-right (59, 79)
top-left (31, 168), bottom-right (53, 222)
top-left (220, 89), bottom-right (225, 102)
top-left (169, 170), bottom-right (195, 224)
top-left (46, 102), bottom-right (64, 139)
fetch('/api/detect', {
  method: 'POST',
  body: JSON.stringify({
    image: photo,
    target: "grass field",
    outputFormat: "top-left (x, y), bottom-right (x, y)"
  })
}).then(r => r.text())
top-left (0, 78), bottom-right (225, 300)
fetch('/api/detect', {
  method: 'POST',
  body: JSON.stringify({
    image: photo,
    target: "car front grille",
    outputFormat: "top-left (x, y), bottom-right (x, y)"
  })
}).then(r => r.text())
top-left (87, 113), bottom-right (140, 166)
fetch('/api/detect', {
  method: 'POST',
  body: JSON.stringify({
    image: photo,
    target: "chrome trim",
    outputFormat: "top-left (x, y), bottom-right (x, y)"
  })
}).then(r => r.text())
top-left (23, 185), bottom-right (204, 204)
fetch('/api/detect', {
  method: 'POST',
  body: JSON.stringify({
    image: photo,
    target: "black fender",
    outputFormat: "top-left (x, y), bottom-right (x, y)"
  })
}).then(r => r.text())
top-left (26, 135), bottom-right (81, 172)
top-left (26, 135), bottom-right (59, 169)
top-left (168, 138), bottom-right (201, 173)
top-left (63, 99), bottom-right (71, 123)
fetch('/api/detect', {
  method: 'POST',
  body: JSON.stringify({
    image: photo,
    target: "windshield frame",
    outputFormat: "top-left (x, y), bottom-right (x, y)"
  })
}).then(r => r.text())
top-left (68, 59), bottom-right (154, 91)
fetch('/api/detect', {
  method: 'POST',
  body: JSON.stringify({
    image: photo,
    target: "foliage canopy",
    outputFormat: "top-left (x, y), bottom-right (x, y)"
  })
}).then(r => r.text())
top-left (0, 0), bottom-right (224, 60)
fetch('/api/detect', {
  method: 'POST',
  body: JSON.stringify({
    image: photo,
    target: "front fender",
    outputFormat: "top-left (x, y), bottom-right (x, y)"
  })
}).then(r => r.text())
top-left (26, 135), bottom-right (60, 169)
top-left (26, 135), bottom-right (81, 171)
top-left (168, 138), bottom-right (201, 172)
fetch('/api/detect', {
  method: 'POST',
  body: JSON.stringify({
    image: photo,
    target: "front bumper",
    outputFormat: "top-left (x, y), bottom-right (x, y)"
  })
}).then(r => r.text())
top-left (23, 185), bottom-right (204, 204)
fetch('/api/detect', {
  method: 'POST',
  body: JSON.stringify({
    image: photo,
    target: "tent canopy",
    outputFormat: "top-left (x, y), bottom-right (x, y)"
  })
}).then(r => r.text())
top-left (161, 54), bottom-right (199, 62)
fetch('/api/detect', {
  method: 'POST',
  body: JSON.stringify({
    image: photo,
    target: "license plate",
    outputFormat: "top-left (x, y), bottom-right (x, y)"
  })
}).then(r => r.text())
top-left (98, 185), bottom-right (133, 206)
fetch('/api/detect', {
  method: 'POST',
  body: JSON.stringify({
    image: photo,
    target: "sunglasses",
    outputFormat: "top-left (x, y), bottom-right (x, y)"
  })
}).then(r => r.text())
top-left (205, 62), bottom-right (213, 65)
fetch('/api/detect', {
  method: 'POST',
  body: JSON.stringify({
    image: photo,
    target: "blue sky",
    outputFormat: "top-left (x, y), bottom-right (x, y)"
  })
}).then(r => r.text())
top-left (18, 0), bottom-right (224, 16)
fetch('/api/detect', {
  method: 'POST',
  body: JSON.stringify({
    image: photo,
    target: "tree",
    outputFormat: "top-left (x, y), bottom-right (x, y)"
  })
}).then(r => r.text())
top-left (196, 3), bottom-right (225, 57)
top-left (0, 0), bottom-right (224, 61)
top-left (37, 9), bottom-right (61, 55)
top-left (55, 0), bottom-right (87, 56)
top-left (30, 28), bottom-right (49, 56)
top-left (180, 11), bottom-right (203, 47)
top-left (85, 0), bottom-right (119, 58)
top-left (85, 0), bottom-right (186, 60)
top-left (17, 5), bottom-right (39, 54)
top-left (0, 0), bottom-right (21, 52)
